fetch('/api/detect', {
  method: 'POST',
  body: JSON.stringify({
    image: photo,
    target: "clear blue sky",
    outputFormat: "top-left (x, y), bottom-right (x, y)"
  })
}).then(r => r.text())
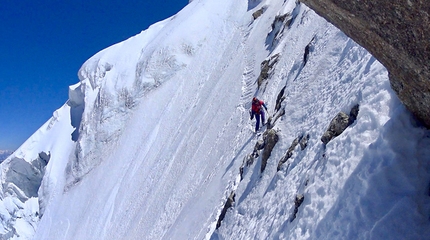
top-left (0, 0), bottom-right (188, 151)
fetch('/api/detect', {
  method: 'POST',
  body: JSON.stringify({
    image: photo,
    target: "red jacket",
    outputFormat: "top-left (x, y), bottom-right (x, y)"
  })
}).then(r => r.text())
top-left (252, 100), bottom-right (266, 114)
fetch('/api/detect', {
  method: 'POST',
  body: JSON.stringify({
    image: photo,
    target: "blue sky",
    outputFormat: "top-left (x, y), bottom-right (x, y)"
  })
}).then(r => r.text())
top-left (0, 0), bottom-right (188, 150)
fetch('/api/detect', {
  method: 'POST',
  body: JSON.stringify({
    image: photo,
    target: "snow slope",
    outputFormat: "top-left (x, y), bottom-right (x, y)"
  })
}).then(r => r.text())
top-left (1, 0), bottom-right (429, 239)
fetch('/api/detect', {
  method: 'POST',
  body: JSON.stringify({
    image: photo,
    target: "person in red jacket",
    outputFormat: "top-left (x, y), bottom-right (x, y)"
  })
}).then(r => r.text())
top-left (250, 97), bottom-right (268, 132)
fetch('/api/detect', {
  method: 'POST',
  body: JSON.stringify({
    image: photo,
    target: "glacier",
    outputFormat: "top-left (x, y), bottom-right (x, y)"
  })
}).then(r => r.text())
top-left (1, 0), bottom-right (429, 239)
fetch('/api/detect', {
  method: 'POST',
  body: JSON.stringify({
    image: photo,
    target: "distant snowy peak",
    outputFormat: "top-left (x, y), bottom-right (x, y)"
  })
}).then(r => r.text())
top-left (0, 150), bottom-right (12, 162)
top-left (0, 150), bottom-right (12, 155)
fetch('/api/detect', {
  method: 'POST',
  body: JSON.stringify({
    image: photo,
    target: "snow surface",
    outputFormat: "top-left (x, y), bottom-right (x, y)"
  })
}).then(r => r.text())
top-left (1, 0), bottom-right (429, 239)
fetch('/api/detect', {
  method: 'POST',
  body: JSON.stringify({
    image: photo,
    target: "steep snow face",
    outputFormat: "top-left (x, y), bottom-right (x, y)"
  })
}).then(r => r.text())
top-left (3, 0), bottom-right (428, 239)
top-left (213, 2), bottom-right (430, 239)
top-left (65, 0), bottom-right (248, 188)
top-left (37, 0), bottom-right (254, 238)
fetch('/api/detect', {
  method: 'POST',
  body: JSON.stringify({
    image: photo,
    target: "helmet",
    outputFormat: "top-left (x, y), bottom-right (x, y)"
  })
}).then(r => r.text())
top-left (253, 97), bottom-right (257, 101)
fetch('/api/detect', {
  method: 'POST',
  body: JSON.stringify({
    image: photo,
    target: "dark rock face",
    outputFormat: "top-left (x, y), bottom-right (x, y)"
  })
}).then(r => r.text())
top-left (277, 134), bottom-right (309, 171)
top-left (277, 137), bottom-right (300, 171)
top-left (291, 194), bottom-right (304, 222)
top-left (261, 129), bottom-right (279, 173)
top-left (299, 0), bottom-right (430, 127)
top-left (216, 192), bottom-right (235, 229)
top-left (257, 54), bottom-right (280, 89)
top-left (321, 112), bottom-right (350, 145)
top-left (321, 104), bottom-right (359, 144)
top-left (275, 86), bottom-right (286, 112)
top-left (252, 7), bottom-right (265, 20)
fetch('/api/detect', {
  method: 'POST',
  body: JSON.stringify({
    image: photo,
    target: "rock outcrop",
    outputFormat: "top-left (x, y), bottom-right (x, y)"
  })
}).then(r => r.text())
top-left (321, 105), bottom-right (359, 144)
top-left (257, 54), bottom-right (280, 89)
top-left (278, 134), bottom-right (309, 171)
top-left (291, 194), bottom-right (304, 222)
top-left (216, 192), bottom-right (235, 229)
top-left (321, 112), bottom-right (350, 145)
top-left (299, 0), bottom-right (430, 127)
top-left (252, 7), bottom-right (266, 20)
top-left (261, 129), bottom-right (279, 173)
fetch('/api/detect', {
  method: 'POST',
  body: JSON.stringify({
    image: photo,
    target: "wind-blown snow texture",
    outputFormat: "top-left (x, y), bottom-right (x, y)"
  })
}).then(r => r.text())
top-left (1, 0), bottom-right (429, 239)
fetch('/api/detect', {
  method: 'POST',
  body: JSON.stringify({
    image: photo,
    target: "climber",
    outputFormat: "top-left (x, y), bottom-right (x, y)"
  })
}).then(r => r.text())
top-left (250, 97), bottom-right (268, 132)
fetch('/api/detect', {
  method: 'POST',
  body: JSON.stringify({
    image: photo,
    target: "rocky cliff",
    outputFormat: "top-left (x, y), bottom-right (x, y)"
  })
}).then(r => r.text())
top-left (299, 0), bottom-right (430, 127)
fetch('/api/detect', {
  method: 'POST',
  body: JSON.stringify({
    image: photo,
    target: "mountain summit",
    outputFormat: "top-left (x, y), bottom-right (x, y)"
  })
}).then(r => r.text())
top-left (1, 0), bottom-right (429, 239)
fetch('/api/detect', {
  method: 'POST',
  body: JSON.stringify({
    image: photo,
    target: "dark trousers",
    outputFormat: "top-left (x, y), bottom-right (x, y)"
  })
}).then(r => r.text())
top-left (254, 111), bottom-right (265, 131)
